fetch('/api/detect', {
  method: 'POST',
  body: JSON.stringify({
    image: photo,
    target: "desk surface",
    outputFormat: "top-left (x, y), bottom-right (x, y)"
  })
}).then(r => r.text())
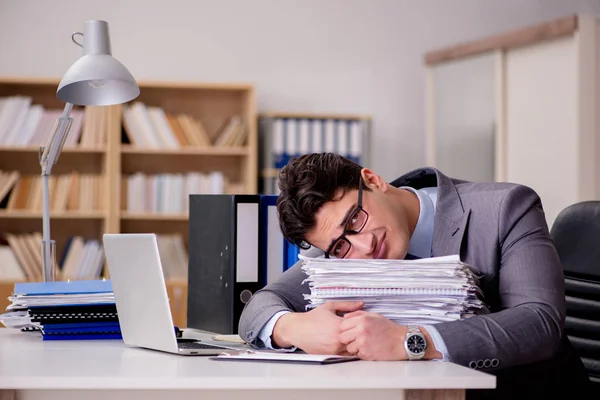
top-left (0, 328), bottom-right (496, 390)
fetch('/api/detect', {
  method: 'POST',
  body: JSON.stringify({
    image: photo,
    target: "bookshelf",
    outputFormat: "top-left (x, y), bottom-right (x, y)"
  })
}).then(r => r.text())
top-left (0, 77), bottom-right (258, 327)
top-left (258, 112), bottom-right (371, 194)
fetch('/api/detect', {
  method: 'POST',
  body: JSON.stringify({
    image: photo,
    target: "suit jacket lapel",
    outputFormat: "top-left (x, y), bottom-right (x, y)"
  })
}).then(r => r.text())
top-left (432, 208), bottom-right (470, 258)
top-left (391, 167), bottom-right (470, 258)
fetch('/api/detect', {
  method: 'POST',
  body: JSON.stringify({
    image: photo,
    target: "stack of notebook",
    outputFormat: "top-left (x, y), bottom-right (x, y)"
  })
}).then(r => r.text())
top-left (0, 280), bottom-right (121, 340)
top-left (301, 254), bottom-right (489, 325)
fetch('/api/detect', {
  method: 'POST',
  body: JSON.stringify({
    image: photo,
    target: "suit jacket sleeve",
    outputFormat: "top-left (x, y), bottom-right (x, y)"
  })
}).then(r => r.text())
top-left (433, 185), bottom-right (565, 370)
top-left (238, 250), bottom-right (316, 345)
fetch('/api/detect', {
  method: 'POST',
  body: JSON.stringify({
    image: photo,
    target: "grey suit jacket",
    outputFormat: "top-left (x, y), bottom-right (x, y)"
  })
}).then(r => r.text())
top-left (238, 167), bottom-right (565, 372)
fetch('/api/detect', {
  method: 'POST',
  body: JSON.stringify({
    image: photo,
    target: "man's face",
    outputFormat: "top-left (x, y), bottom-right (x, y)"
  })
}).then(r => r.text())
top-left (305, 170), bottom-right (413, 260)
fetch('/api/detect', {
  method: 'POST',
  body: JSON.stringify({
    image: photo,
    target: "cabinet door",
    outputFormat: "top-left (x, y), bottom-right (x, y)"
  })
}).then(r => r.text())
top-left (505, 36), bottom-right (578, 227)
top-left (428, 52), bottom-right (497, 182)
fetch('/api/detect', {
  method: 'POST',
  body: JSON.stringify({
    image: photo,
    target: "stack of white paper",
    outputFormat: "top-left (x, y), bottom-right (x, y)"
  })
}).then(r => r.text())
top-left (301, 255), bottom-right (489, 325)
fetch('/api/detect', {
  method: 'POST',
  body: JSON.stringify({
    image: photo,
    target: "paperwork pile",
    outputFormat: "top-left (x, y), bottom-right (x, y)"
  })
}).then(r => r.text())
top-left (0, 280), bottom-right (121, 340)
top-left (301, 255), bottom-right (489, 325)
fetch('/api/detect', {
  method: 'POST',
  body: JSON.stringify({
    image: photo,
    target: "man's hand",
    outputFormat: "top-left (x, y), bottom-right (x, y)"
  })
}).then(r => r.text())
top-left (340, 311), bottom-right (443, 361)
top-left (339, 310), bottom-right (407, 360)
top-left (272, 301), bottom-right (364, 355)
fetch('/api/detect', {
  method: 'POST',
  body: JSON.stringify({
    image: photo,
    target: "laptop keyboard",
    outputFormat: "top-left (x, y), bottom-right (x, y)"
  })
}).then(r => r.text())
top-left (177, 339), bottom-right (225, 350)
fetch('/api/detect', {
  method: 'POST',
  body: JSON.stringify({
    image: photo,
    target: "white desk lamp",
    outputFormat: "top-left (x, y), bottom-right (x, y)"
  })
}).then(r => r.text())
top-left (40, 20), bottom-right (139, 282)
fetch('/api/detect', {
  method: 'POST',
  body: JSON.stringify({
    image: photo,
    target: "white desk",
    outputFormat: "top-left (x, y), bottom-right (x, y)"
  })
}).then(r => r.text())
top-left (0, 329), bottom-right (495, 400)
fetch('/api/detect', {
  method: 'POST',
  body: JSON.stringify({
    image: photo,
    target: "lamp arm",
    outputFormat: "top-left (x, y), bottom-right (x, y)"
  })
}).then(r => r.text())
top-left (40, 102), bottom-right (74, 175)
top-left (39, 102), bottom-right (74, 282)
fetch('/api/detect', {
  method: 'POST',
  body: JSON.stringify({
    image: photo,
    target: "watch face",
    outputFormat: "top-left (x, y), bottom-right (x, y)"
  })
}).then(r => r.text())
top-left (407, 334), bottom-right (426, 354)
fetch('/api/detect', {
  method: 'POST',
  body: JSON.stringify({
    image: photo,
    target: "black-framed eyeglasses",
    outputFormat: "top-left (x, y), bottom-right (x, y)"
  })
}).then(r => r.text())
top-left (325, 179), bottom-right (369, 259)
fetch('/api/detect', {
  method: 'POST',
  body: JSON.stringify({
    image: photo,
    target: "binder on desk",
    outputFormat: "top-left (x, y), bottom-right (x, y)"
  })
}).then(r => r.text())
top-left (259, 195), bottom-right (301, 285)
top-left (42, 321), bottom-right (122, 340)
top-left (28, 304), bottom-right (118, 324)
top-left (259, 195), bottom-right (284, 286)
top-left (188, 194), bottom-right (263, 334)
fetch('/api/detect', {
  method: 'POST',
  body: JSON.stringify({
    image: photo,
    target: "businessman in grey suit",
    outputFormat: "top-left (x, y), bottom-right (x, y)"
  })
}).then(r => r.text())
top-left (238, 153), bottom-right (589, 398)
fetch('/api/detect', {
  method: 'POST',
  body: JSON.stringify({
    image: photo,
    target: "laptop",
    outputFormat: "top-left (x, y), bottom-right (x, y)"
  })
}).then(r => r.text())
top-left (103, 233), bottom-right (233, 356)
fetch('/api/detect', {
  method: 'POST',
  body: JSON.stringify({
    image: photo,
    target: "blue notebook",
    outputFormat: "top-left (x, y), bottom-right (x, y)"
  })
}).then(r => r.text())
top-left (42, 322), bottom-right (121, 331)
top-left (14, 280), bottom-right (113, 295)
top-left (42, 332), bottom-right (122, 341)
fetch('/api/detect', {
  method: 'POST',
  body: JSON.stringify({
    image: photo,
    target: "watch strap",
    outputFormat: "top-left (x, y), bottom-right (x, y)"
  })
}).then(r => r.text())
top-left (406, 325), bottom-right (425, 360)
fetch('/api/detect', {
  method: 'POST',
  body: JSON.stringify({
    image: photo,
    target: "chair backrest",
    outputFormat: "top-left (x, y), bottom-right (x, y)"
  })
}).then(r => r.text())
top-left (551, 201), bottom-right (600, 384)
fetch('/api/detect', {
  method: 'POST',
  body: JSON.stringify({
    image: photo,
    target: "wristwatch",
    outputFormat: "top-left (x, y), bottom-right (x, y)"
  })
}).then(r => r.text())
top-left (404, 325), bottom-right (427, 360)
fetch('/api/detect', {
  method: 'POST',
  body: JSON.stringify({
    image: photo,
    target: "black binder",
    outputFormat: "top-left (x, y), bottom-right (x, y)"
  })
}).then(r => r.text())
top-left (187, 194), bottom-right (263, 334)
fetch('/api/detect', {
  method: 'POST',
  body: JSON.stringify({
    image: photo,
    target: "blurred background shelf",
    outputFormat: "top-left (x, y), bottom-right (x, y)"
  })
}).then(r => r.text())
top-left (0, 77), bottom-right (258, 327)
top-left (120, 212), bottom-right (188, 221)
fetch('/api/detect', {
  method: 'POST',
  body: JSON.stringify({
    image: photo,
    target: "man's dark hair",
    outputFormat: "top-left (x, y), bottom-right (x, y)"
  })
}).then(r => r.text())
top-left (276, 152), bottom-right (368, 250)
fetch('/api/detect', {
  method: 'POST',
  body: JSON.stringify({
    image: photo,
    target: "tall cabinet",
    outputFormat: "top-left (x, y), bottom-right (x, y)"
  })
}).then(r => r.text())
top-left (424, 15), bottom-right (600, 227)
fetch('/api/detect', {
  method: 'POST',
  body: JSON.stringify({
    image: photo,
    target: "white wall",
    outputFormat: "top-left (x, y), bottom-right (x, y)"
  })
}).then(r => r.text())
top-left (1, 0), bottom-right (599, 181)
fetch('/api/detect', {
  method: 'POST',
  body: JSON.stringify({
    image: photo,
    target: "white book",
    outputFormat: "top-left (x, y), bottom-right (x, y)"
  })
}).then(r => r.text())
top-left (336, 120), bottom-right (349, 157)
top-left (284, 118), bottom-right (297, 160)
top-left (148, 107), bottom-right (179, 149)
top-left (0, 245), bottom-right (26, 280)
top-left (17, 104), bottom-right (44, 146)
top-left (311, 119), bottom-right (323, 153)
top-left (298, 119), bottom-right (310, 154)
top-left (324, 119), bottom-right (336, 152)
top-left (3, 97), bottom-right (32, 145)
top-left (349, 121), bottom-right (363, 162)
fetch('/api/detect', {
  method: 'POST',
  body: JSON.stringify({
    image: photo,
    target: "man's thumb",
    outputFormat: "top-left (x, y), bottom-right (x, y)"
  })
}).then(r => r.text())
top-left (326, 301), bottom-right (364, 313)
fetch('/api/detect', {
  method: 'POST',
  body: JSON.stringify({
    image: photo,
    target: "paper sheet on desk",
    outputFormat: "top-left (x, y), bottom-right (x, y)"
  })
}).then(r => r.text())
top-left (212, 334), bottom-right (247, 344)
top-left (211, 351), bottom-right (359, 364)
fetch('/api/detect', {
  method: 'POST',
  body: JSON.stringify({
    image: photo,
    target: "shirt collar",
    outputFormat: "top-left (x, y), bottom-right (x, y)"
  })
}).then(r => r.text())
top-left (399, 186), bottom-right (437, 258)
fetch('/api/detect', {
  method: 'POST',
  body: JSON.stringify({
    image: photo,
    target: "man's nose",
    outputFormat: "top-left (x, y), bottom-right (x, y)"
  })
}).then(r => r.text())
top-left (347, 232), bottom-right (375, 256)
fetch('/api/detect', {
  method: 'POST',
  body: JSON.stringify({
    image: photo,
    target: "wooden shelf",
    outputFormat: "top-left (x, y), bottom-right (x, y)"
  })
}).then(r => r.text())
top-left (0, 146), bottom-right (106, 154)
top-left (0, 77), bottom-right (257, 327)
top-left (259, 112), bottom-right (371, 121)
top-left (120, 145), bottom-right (249, 156)
top-left (120, 212), bottom-right (188, 221)
top-left (0, 210), bottom-right (105, 219)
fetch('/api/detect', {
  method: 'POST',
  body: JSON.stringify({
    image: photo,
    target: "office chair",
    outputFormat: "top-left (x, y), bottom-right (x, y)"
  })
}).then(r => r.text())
top-left (551, 201), bottom-right (600, 387)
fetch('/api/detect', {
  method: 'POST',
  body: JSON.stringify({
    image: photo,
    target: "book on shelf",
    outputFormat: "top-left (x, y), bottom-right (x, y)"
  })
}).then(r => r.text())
top-left (0, 170), bottom-right (103, 213)
top-left (122, 101), bottom-right (246, 149)
top-left (0, 233), bottom-right (104, 281)
top-left (0, 233), bottom-right (187, 283)
top-left (259, 114), bottom-right (370, 194)
top-left (123, 171), bottom-right (249, 214)
top-left (0, 95), bottom-right (112, 148)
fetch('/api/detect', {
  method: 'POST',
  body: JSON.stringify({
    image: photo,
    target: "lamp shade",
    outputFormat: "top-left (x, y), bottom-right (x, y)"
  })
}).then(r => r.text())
top-left (57, 20), bottom-right (139, 106)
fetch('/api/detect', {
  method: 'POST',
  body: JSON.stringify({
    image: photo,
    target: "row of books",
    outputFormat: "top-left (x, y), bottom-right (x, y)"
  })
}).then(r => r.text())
top-left (0, 170), bottom-right (103, 212)
top-left (125, 171), bottom-right (232, 214)
top-left (0, 233), bottom-right (104, 281)
top-left (123, 102), bottom-right (246, 149)
top-left (259, 116), bottom-right (369, 194)
top-left (0, 232), bottom-right (188, 282)
top-left (0, 96), bottom-right (248, 150)
top-left (0, 96), bottom-right (109, 147)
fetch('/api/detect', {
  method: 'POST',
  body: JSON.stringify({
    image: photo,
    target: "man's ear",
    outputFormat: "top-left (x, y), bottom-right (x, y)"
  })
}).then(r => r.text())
top-left (361, 168), bottom-right (388, 192)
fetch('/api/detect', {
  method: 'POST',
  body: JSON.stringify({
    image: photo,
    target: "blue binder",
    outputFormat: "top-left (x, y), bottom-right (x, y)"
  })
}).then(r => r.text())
top-left (14, 280), bottom-right (113, 295)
